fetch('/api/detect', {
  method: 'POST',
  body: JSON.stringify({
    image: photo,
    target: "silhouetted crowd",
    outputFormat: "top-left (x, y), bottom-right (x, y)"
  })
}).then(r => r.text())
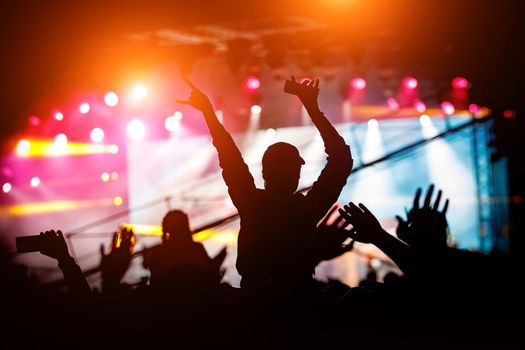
top-left (2, 77), bottom-right (523, 348)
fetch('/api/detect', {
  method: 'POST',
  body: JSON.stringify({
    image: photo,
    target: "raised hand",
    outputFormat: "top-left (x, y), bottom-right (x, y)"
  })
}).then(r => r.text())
top-left (290, 75), bottom-right (320, 110)
top-left (176, 78), bottom-right (214, 112)
top-left (397, 184), bottom-right (449, 249)
top-left (100, 228), bottom-right (135, 290)
top-left (40, 230), bottom-right (70, 261)
top-left (314, 206), bottom-right (355, 261)
top-left (338, 203), bottom-right (386, 244)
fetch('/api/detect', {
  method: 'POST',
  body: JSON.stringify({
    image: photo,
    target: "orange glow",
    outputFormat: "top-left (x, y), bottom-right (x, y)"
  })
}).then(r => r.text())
top-left (0, 198), bottom-right (116, 216)
top-left (120, 223), bottom-right (238, 244)
top-left (13, 138), bottom-right (120, 158)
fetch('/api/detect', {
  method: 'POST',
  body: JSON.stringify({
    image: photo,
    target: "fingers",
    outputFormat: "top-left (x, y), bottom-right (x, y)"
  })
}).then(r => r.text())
top-left (413, 187), bottom-right (422, 209)
top-left (395, 215), bottom-right (406, 225)
top-left (332, 214), bottom-right (345, 227)
top-left (176, 99), bottom-right (191, 105)
top-left (291, 75), bottom-right (296, 82)
top-left (320, 205), bottom-right (339, 226)
top-left (100, 244), bottom-right (106, 258)
top-left (442, 199), bottom-right (449, 214)
top-left (338, 207), bottom-right (351, 221)
top-left (433, 190), bottom-right (442, 211)
top-left (182, 78), bottom-right (199, 91)
top-left (358, 203), bottom-right (372, 215)
top-left (314, 78), bottom-right (319, 88)
top-left (424, 184), bottom-right (434, 208)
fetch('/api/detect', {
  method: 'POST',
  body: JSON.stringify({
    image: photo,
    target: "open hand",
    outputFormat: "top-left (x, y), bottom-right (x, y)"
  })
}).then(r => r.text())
top-left (338, 202), bottom-right (385, 244)
top-left (40, 230), bottom-right (70, 261)
top-left (291, 75), bottom-right (320, 109)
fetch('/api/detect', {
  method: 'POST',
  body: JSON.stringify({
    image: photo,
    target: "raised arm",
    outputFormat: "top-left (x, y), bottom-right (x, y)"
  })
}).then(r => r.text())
top-left (177, 79), bottom-right (255, 208)
top-left (291, 77), bottom-right (353, 219)
top-left (40, 230), bottom-right (91, 297)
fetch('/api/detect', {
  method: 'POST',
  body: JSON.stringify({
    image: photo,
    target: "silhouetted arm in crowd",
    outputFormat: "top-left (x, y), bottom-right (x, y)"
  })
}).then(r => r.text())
top-left (40, 230), bottom-right (90, 297)
top-left (339, 203), bottom-right (417, 276)
top-left (177, 79), bottom-right (256, 209)
top-left (292, 77), bottom-right (353, 220)
top-left (100, 227), bottom-right (135, 293)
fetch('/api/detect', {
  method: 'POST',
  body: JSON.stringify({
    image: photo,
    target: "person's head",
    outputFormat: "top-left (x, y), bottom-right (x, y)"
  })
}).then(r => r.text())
top-left (161, 210), bottom-right (191, 242)
top-left (262, 142), bottom-right (305, 194)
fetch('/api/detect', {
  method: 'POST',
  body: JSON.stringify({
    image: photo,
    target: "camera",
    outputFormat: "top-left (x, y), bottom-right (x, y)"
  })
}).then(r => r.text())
top-left (16, 235), bottom-right (42, 253)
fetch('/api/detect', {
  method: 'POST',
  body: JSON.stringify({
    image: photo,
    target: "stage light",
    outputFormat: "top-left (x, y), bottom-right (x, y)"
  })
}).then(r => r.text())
top-left (131, 84), bottom-right (148, 101)
top-left (165, 115), bottom-right (181, 132)
top-left (111, 172), bottom-right (119, 180)
top-left (54, 133), bottom-right (68, 147)
top-left (503, 109), bottom-right (516, 119)
top-left (452, 77), bottom-right (469, 89)
top-left (414, 100), bottom-right (426, 113)
top-left (440, 101), bottom-right (455, 116)
top-left (244, 76), bottom-right (261, 92)
top-left (79, 103), bottom-right (90, 114)
top-left (54, 112), bottom-right (64, 121)
top-left (368, 119), bottom-right (379, 128)
top-left (109, 145), bottom-right (119, 154)
top-left (113, 196), bottom-right (123, 206)
top-left (127, 120), bottom-right (146, 140)
top-left (28, 115), bottom-right (41, 126)
top-left (30, 177), bottom-right (40, 188)
top-left (250, 105), bottom-right (262, 114)
top-left (101, 172), bottom-right (110, 182)
top-left (419, 114), bottom-right (438, 138)
top-left (266, 128), bottom-right (276, 138)
top-left (468, 104), bottom-right (480, 114)
top-left (403, 76), bottom-right (418, 90)
top-left (104, 92), bottom-right (119, 107)
top-left (2, 183), bottom-right (11, 193)
top-left (16, 139), bottom-right (30, 157)
top-left (387, 97), bottom-right (400, 110)
top-left (90, 128), bottom-right (105, 143)
top-left (351, 77), bottom-right (366, 90)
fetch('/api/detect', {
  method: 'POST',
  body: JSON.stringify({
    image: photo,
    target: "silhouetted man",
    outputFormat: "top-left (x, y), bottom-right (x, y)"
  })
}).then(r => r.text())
top-left (178, 77), bottom-right (353, 295)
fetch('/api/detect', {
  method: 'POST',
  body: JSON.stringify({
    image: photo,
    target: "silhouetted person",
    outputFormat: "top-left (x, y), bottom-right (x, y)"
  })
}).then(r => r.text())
top-left (178, 76), bottom-right (353, 297)
top-left (99, 226), bottom-right (135, 293)
top-left (143, 210), bottom-right (221, 292)
top-left (39, 229), bottom-right (91, 297)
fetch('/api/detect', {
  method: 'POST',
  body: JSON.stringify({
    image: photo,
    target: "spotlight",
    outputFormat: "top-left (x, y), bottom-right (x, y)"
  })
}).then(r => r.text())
top-left (440, 101), bottom-right (455, 116)
top-left (403, 76), bottom-right (418, 90)
top-left (266, 128), bottom-right (276, 138)
top-left (101, 172), bottom-right (110, 182)
top-left (468, 104), bottom-right (480, 114)
top-left (90, 128), bottom-right (105, 143)
top-left (2, 183), bottom-right (12, 193)
top-left (79, 103), bottom-right (90, 114)
top-left (54, 133), bottom-right (68, 147)
top-left (244, 76), bottom-right (261, 92)
top-left (452, 77), bottom-right (469, 89)
top-left (368, 119), bottom-right (379, 128)
top-left (127, 120), bottom-right (146, 140)
top-left (165, 115), bottom-right (181, 132)
top-left (54, 112), bottom-right (64, 121)
top-left (111, 172), bottom-right (119, 180)
top-left (109, 145), bottom-right (119, 154)
top-left (30, 176), bottom-right (40, 188)
top-left (387, 97), bottom-right (400, 110)
top-left (351, 77), bottom-right (366, 90)
top-left (16, 139), bottom-right (30, 157)
top-left (113, 196), bottom-right (123, 206)
top-left (28, 115), bottom-right (41, 126)
top-left (131, 84), bottom-right (148, 101)
top-left (250, 105), bottom-right (262, 114)
top-left (104, 92), bottom-right (119, 107)
top-left (414, 100), bottom-right (426, 113)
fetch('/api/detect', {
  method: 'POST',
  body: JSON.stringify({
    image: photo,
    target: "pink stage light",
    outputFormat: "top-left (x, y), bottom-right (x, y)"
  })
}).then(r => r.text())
top-left (403, 76), bottom-right (418, 90)
top-left (250, 105), bottom-right (262, 114)
top-left (468, 104), bottom-right (480, 114)
top-left (28, 115), bottom-right (41, 126)
top-left (244, 76), bottom-right (261, 92)
top-left (54, 133), bottom-right (68, 147)
top-left (351, 77), bottom-right (366, 90)
top-left (452, 77), bottom-right (469, 89)
top-left (79, 103), bottom-right (90, 114)
top-left (104, 92), bottom-right (119, 107)
top-left (440, 101), bottom-right (455, 115)
top-left (90, 128), bottom-right (105, 143)
top-left (387, 97), bottom-right (400, 110)
top-left (414, 100), bottom-right (426, 113)
top-left (165, 116), bottom-right (181, 132)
